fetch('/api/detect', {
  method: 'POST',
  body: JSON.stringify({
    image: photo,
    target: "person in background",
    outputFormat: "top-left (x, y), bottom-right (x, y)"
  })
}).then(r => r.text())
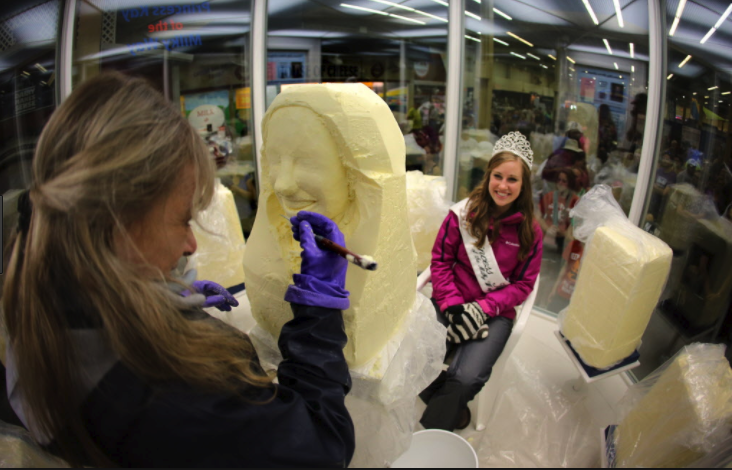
top-left (539, 170), bottom-right (579, 254)
top-left (542, 136), bottom-right (585, 187)
top-left (2, 72), bottom-right (355, 467)
top-left (597, 104), bottom-right (617, 167)
top-left (677, 158), bottom-right (702, 188)
top-left (647, 153), bottom-right (677, 222)
top-left (420, 132), bottom-right (542, 432)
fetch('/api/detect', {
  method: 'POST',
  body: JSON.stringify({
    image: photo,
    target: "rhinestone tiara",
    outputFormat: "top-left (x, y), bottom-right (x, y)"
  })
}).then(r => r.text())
top-left (491, 131), bottom-right (534, 167)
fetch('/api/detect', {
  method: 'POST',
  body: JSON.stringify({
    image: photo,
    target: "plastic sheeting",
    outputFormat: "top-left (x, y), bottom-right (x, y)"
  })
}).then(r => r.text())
top-left (405, 171), bottom-right (451, 271)
top-left (187, 180), bottom-right (247, 289)
top-left (249, 292), bottom-right (446, 468)
top-left (0, 421), bottom-right (68, 468)
top-left (611, 343), bottom-right (732, 468)
top-left (559, 185), bottom-right (673, 369)
top-left (469, 347), bottom-right (602, 468)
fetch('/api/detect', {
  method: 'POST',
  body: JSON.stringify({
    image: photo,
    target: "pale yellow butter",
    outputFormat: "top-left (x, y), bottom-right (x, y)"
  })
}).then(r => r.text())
top-left (562, 225), bottom-right (672, 369)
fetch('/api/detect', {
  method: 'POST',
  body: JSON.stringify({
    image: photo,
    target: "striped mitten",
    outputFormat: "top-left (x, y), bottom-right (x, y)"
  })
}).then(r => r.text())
top-left (445, 302), bottom-right (489, 343)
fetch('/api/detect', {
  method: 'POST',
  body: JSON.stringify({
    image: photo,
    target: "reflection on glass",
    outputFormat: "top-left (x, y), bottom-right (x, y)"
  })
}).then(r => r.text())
top-left (72, 0), bottom-right (256, 236)
top-left (637, 0), bottom-right (732, 377)
top-left (266, 0), bottom-right (448, 175)
top-left (0, 0), bottom-right (61, 265)
top-left (458, 0), bottom-right (650, 314)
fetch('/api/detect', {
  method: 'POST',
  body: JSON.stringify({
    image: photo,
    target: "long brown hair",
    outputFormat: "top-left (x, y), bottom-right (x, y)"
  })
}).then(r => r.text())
top-left (466, 152), bottom-right (536, 260)
top-left (2, 72), bottom-right (271, 466)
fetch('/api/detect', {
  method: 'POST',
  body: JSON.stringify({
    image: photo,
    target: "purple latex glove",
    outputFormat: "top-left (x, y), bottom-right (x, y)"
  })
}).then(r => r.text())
top-left (190, 280), bottom-right (239, 312)
top-left (284, 211), bottom-right (350, 310)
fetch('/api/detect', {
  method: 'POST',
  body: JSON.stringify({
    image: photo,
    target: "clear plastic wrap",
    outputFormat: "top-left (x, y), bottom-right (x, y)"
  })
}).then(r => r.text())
top-left (405, 171), bottom-right (451, 271)
top-left (611, 343), bottom-right (732, 468)
top-left (559, 185), bottom-right (673, 370)
top-left (0, 421), bottom-right (68, 468)
top-left (249, 292), bottom-right (446, 468)
top-left (187, 180), bottom-right (247, 289)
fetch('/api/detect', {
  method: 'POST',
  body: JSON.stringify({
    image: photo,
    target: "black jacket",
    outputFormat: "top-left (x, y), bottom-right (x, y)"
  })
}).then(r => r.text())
top-left (7, 303), bottom-right (355, 467)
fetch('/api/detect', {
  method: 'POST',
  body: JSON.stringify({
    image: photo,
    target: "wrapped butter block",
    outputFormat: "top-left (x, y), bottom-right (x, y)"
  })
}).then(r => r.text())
top-left (614, 343), bottom-right (732, 468)
top-left (406, 171), bottom-right (450, 271)
top-left (189, 180), bottom-right (246, 290)
top-left (561, 224), bottom-right (672, 369)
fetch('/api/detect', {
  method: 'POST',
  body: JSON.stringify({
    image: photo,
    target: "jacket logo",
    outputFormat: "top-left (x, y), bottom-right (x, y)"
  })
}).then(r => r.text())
top-left (505, 241), bottom-right (520, 247)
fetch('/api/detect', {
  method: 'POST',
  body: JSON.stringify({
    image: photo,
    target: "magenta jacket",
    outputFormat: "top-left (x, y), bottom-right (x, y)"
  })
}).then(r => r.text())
top-left (431, 210), bottom-right (543, 320)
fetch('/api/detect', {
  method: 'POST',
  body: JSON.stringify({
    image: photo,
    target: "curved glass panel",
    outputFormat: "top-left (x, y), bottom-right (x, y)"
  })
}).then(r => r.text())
top-left (458, 0), bottom-right (650, 314)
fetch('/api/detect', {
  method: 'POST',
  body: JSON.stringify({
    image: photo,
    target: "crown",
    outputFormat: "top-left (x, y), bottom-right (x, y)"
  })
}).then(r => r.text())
top-left (491, 131), bottom-right (534, 167)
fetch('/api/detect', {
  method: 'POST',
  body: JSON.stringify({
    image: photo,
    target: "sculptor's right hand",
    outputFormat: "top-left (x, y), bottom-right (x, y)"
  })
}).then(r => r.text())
top-left (284, 211), bottom-right (350, 310)
top-left (290, 211), bottom-right (348, 289)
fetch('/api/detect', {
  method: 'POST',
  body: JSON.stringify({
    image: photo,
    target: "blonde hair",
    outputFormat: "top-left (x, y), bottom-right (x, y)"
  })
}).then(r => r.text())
top-left (3, 72), bottom-right (271, 466)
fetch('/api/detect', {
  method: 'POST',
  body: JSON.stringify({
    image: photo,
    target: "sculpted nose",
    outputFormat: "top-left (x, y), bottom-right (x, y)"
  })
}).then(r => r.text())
top-left (274, 158), bottom-right (298, 196)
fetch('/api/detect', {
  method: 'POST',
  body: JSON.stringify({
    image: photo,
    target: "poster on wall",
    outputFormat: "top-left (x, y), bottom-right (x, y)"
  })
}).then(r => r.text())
top-left (576, 68), bottom-right (630, 140)
top-left (181, 90), bottom-right (230, 135)
top-left (267, 52), bottom-right (307, 83)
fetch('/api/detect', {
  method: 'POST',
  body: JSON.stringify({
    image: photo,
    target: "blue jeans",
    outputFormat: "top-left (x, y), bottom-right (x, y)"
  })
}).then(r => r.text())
top-left (419, 299), bottom-right (513, 431)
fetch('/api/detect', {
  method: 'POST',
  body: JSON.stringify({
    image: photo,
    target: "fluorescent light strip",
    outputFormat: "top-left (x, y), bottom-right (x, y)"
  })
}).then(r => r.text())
top-left (669, 0), bottom-right (686, 36)
top-left (493, 38), bottom-right (509, 46)
top-left (429, 0), bottom-right (449, 6)
top-left (603, 38), bottom-right (613, 55)
top-left (414, 9), bottom-right (448, 22)
top-left (507, 32), bottom-right (533, 47)
top-left (370, 0), bottom-right (413, 12)
top-left (465, 35), bottom-right (481, 43)
top-left (341, 4), bottom-right (388, 15)
top-left (493, 8), bottom-right (512, 20)
top-left (667, 73), bottom-right (674, 80)
top-left (701, 28), bottom-right (716, 44)
top-left (527, 52), bottom-right (541, 60)
top-left (613, 0), bottom-right (624, 27)
top-left (679, 55), bottom-right (692, 68)
top-left (614, 62), bottom-right (619, 70)
top-left (630, 43), bottom-right (635, 58)
top-left (701, 4), bottom-right (732, 44)
top-left (582, 0), bottom-right (599, 25)
top-left (21, 71), bottom-right (30, 76)
top-left (632, 65), bottom-right (635, 72)
top-left (390, 13), bottom-right (425, 24)
top-left (567, 56), bottom-right (576, 64)
top-left (465, 11), bottom-right (481, 20)
top-left (35, 63), bottom-right (47, 72)
top-left (548, 54), bottom-right (557, 60)
top-left (723, 92), bottom-right (732, 95)
top-left (709, 86), bottom-right (719, 90)
top-left (511, 52), bottom-right (526, 59)
top-left (541, 64), bottom-right (549, 69)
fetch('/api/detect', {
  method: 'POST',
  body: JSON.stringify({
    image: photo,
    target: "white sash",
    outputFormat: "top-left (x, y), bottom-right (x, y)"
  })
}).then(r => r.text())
top-left (450, 199), bottom-right (509, 293)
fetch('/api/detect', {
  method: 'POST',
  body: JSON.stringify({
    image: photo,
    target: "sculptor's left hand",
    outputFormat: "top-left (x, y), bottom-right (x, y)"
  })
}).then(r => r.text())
top-left (290, 211), bottom-right (348, 289)
top-left (191, 280), bottom-right (239, 312)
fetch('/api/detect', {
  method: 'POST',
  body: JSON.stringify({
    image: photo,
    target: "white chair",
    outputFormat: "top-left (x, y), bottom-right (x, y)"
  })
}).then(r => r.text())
top-left (416, 267), bottom-right (539, 431)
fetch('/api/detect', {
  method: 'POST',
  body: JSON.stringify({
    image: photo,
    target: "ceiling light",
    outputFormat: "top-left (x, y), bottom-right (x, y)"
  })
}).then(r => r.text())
top-left (632, 65), bottom-right (635, 72)
top-left (693, 92), bottom-right (697, 95)
top-left (570, 67), bottom-right (576, 72)
top-left (511, 52), bottom-right (526, 59)
top-left (705, 95), bottom-right (710, 98)
top-left (40, 80), bottom-right (47, 85)
top-left (567, 56), bottom-right (576, 64)
top-left (709, 86), bottom-right (719, 90)
top-left (527, 53), bottom-right (541, 60)
top-left (34, 63), bottom-right (47, 73)
top-left (414, 9), bottom-right (448, 22)
top-left (465, 11), bottom-right (481, 20)
top-left (548, 54), bottom-right (557, 60)
top-left (21, 71), bottom-right (30, 77)
top-left (701, 3), bottom-right (732, 44)
top-left (619, 75), bottom-right (623, 79)
top-left (613, 0), bottom-right (624, 27)
top-left (669, 0), bottom-right (686, 36)
top-left (614, 62), bottom-right (619, 70)
top-left (679, 55), bottom-right (692, 68)
top-left (603, 39), bottom-right (613, 55)
top-left (629, 43), bottom-right (635, 58)
top-left (493, 38), bottom-right (509, 46)
top-left (723, 91), bottom-right (732, 95)
top-left (370, 0), bottom-right (413, 12)
top-left (667, 73), bottom-right (674, 80)
top-left (582, 0), bottom-right (599, 25)
top-left (541, 64), bottom-right (549, 69)
top-left (465, 35), bottom-right (481, 43)
top-left (341, 4), bottom-right (387, 15)
top-left (493, 8), bottom-right (512, 20)
top-left (429, 0), bottom-right (449, 6)
top-left (507, 32), bottom-right (533, 47)
top-left (390, 13), bottom-right (425, 24)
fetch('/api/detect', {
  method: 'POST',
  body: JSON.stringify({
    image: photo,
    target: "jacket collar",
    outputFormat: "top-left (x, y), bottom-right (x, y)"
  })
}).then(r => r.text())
top-left (495, 211), bottom-right (525, 226)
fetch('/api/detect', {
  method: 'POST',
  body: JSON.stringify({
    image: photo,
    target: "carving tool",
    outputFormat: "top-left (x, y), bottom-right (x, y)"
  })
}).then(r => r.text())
top-left (281, 215), bottom-right (378, 271)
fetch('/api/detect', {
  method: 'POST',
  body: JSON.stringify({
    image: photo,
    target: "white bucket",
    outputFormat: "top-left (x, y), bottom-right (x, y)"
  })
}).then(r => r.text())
top-left (390, 430), bottom-right (479, 468)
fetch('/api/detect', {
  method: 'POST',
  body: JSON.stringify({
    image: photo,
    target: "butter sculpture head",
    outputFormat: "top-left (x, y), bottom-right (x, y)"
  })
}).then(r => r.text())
top-left (245, 83), bottom-right (417, 370)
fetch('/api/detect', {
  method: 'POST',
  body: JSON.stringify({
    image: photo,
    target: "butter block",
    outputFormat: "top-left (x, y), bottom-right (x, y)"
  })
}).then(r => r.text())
top-left (244, 84), bottom-right (417, 369)
top-left (561, 225), bottom-right (672, 369)
top-left (190, 182), bottom-right (247, 289)
top-left (615, 345), bottom-right (732, 468)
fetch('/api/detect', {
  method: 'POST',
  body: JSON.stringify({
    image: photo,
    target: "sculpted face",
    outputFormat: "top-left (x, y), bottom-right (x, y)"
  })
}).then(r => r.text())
top-left (266, 106), bottom-right (350, 219)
